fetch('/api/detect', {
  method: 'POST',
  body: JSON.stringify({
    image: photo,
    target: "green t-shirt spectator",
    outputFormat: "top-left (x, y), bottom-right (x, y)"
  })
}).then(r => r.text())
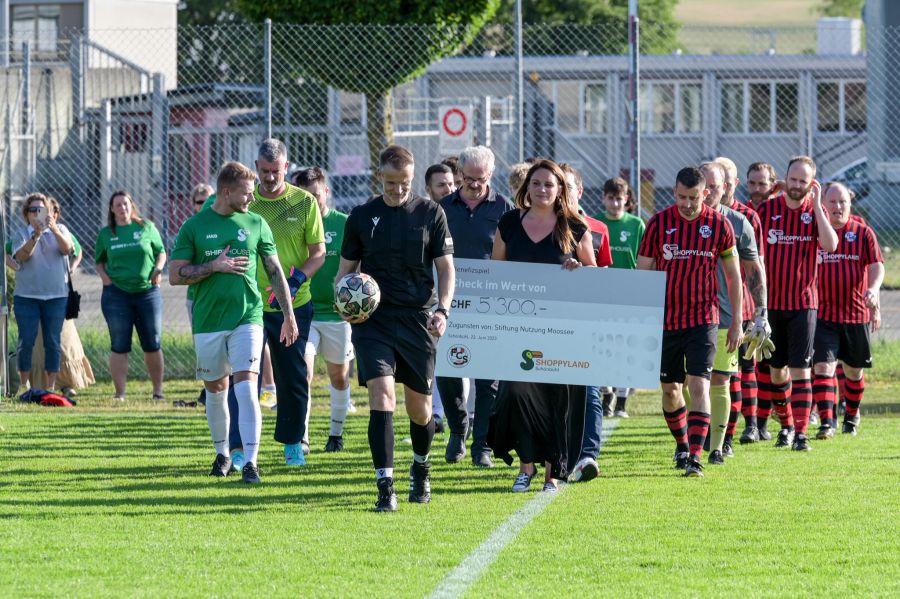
top-left (310, 209), bottom-right (348, 322)
top-left (593, 212), bottom-right (645, 270)
top-left (249, 184), bottom-right (325, 312)
top-left (170, 208), bottom-right (277, 334)
top-left (95, 221), bottom-right (165, 293)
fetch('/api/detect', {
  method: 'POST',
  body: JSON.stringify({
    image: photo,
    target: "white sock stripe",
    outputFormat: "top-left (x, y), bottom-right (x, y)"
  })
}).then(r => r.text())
top-left (428, 420), bottom-right (619, 599)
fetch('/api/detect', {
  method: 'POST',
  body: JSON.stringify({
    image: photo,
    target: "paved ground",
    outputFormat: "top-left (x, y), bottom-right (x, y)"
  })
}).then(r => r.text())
top-left (69, 272), bottom-right (900, 340)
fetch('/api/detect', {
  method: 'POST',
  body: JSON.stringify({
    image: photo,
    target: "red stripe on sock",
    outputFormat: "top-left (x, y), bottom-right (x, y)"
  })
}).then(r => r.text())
top-left (790, 379), bottom-right (813, 434)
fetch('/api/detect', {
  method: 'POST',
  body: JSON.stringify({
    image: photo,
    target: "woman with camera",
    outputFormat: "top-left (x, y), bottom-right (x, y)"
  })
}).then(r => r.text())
top-left (11, 193), bottom-right (75, 392)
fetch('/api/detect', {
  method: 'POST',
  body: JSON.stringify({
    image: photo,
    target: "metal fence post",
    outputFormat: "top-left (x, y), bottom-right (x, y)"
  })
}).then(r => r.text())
top-left (151, 72), bottom-right (169, 247)
top-left (514, 0), bottom-right (524, 163)
top-left (264, 18), bottom-right (273, 141)
top-left (628, 0), bottom-right (641, 218)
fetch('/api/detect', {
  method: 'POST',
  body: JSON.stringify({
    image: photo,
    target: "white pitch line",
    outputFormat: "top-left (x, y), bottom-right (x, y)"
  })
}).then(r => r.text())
top-left (428, 420), bottom-right (620, 599)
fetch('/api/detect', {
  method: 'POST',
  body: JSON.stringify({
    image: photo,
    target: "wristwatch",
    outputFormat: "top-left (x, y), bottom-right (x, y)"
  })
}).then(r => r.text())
top-left (434, 307), bottom-right (449, 319)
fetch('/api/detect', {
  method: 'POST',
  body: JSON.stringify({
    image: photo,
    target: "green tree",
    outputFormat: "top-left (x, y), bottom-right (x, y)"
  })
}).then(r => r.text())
top-left (235, 0), bottom-right (501, 177)
top-left (484, 0), bottom-right (679, 55)
top-left (817, 0), bottom-right (864, 18)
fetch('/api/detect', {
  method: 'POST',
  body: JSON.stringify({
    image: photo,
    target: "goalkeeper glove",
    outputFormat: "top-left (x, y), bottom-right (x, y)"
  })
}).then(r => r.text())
top-left (267, 266), bottom-right (307, 310)
top-left (742, 308), bottom-right (774, 362)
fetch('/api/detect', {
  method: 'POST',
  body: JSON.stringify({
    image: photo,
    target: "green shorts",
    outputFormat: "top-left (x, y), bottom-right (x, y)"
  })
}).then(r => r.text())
top-left (712, 328), bottom-right (739, 375)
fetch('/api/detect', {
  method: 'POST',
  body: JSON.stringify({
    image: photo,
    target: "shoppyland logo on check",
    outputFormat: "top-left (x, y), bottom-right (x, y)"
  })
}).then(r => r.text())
top-left (520, 350), bottom-right (590, 372)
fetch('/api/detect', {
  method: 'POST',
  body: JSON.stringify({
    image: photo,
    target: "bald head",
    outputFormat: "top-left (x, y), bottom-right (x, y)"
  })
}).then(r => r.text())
top-left (714, 156), bottom-right (738, 204)
top-left (823, 182), bottom-right (852, 228)
top-left (700, 161), bottom-right (726, 208)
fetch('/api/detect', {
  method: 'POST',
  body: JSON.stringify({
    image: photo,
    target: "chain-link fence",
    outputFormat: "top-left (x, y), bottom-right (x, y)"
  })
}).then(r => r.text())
top-left (1, 20), bottom-right (895, 381)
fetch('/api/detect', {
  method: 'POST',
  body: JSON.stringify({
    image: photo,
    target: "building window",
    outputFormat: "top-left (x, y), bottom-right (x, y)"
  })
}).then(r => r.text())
top-left (720, 80), bottom-right (799, 134)
top-left (640, 81), bottom-right (701, 135)
top-left (550, 81), bottom-right (609, 135)
top-left (339, 91), bottom-right (364, 127)
top-left (12, 4), bottom-right (60, 55)
top-left (817, 80), bottom-right (866, 133)
top-left (584, 84), bottom-right (608, 134)
top-left (555, 82), bottom-right (580, 134)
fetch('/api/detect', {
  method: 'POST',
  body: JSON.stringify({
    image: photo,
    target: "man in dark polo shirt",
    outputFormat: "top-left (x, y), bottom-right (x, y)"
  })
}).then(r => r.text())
top-left (336, 145), bottom-right (455, 512)
top-left (437, 145), bottom-right (514, 468)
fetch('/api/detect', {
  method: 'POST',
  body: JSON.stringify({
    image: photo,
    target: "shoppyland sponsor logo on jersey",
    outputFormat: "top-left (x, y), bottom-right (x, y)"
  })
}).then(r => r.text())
top-left (767, 229), bottom-right (814, 245)
top-left (662, 244), bottom-right (715, 261)
top-left (817, 249), bottom-right (860, 264)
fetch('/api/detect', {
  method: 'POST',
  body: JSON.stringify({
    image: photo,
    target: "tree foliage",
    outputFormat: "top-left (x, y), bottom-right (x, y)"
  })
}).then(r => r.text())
top-left (817, 0), bottom-right (864, 18)
top-left (235, 0), bottom-right (501, 175)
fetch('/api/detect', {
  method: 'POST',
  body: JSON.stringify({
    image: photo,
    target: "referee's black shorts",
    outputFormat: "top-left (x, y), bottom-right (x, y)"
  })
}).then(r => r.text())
top-left (767, 309), bottom-right (816, 369)
top-left (351, 305), bottom-right (437, 395)
top-left (813, 319), bottom-right (873, 369)
top-left (659, 324), bottom-right (717, 384)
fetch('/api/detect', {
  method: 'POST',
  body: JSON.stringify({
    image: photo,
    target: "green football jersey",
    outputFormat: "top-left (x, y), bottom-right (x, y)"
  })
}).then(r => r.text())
top-left (95, 221), bottom-right (165, 293)
top-left (594, 212), bottom-right (645, 270)
top-left (250, 184), bottom-right (325, 312)
top-left (170, 208), bottom-right (276, 334)
top-left (310, 209), bottom-right (348, 322)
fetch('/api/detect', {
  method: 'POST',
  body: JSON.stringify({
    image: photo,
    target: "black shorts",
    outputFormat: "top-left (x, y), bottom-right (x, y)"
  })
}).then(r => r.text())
top-left (813, 319), bottom-right (872, 369)
top-left (351, 306), bottom-right (436, 395)
top-left (738, 319), bottom-right (755, 370)
top-left (768, 309), bottom-right (816, 369)
top-left (660, 324), bottom-right (717, 384)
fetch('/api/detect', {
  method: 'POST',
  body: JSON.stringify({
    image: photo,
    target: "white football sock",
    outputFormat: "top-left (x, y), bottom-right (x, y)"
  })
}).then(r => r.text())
top-left (330, 385), bottom-right (350, 436)
top-left (233, 380), bottom-right (262, 465)
top-left (303, 393), bottom-right (312, 445)
top-left (205, 389), bottom-right (230, 456)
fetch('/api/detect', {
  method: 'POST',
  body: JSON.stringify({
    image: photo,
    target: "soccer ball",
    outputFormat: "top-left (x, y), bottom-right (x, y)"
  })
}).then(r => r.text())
top-left (335, 273), bottom-right (381, 318)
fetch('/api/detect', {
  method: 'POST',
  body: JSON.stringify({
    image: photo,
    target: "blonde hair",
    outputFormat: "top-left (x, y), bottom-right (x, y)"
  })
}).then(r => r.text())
top-left (216, 161), bottom-right (256, 193)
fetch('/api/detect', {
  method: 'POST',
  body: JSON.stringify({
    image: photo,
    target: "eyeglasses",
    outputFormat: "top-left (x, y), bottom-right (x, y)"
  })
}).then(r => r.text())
top-left (463, 175), bottom-right (490, 186)
top-left (27, 207), bottom-right (42, 213)
top-left (194, 200), bottom-right (206, 205)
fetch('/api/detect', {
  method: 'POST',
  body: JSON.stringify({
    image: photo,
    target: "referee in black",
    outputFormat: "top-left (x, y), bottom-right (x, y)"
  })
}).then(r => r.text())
top-left (437, 145), bottom-right (513, 468)
top-left (336, 144), bottom-right (455, 512)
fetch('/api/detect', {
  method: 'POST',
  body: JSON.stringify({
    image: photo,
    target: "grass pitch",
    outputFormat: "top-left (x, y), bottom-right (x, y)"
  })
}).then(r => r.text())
top-left (2, 378), bottom-right (898, 597)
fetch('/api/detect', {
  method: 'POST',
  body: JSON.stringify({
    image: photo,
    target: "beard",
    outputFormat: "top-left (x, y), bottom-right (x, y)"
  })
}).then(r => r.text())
top-left (787, 184), bottom-right (810, 201)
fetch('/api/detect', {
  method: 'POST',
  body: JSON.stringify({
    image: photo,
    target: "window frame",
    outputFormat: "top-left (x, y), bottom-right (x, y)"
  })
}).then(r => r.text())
top-left (816, 79), bottom-right (866, 135)
top-left (639, 80), bottom-right (703, 137)
top-left (718, 79), bottom-right (800, 136)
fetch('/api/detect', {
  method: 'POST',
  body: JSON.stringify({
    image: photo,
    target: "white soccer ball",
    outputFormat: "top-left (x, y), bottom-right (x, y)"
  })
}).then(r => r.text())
top-left (335, 273), bottom-right (381, 318)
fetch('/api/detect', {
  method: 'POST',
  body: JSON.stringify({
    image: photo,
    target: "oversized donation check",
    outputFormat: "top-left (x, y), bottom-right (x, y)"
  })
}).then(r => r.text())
top-left (435, 258), bottom-right (666, 388)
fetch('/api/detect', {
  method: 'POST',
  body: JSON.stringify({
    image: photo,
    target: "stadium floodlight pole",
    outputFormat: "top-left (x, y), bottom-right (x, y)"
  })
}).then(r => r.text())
top-left (515, 0), bottom-right (524, 162)
top-left (628, 0), bottom-right (641, 219)
top-left (264, 18), bottom-right (273, 140)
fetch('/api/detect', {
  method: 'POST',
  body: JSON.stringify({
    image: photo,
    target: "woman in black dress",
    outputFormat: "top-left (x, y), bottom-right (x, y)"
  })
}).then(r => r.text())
top-left (489, 159), bottom-right (597, 492)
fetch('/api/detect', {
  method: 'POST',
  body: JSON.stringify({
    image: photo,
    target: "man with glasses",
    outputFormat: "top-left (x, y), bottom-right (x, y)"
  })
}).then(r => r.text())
top-left (436, 146), bottom-right (514, 467)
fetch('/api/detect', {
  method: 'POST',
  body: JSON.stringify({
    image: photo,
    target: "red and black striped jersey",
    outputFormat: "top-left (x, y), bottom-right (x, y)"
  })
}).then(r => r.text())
top-left (849, 213), bottom-right (866, 226)
top-left (639, 204), bottom-right (737, 331)
top-left (817, 221), bottom-right (882, 323)
top-left (757, 193), bottom-right (822, 310)
top-left (727, 198), bottom-right (763, 320)
top-left (583, 214), bottom-right (613, 267)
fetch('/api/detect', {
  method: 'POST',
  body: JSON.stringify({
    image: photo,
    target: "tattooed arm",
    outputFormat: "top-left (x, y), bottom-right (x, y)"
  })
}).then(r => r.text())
top-left (263, 253), bottom-right (299, 345)
top-left (169, 244), bottom-right (248, 285)
top-left (741, 257), bottom-right (767, 310)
